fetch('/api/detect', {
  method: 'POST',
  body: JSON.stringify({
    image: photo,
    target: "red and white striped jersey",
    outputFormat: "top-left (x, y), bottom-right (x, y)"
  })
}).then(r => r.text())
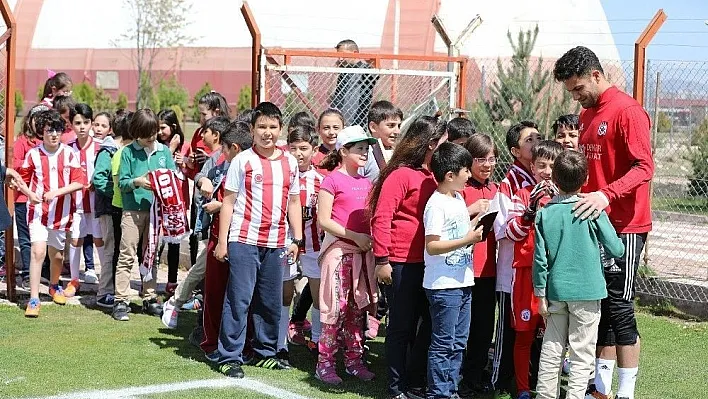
top-left (70, 136), bottom-right (101, 214)
top-left (490, 160), bottom-right (536, 292)
top-left (225, 148), bottom-right (300, 248)
top-left (20, 144), bottom-right (86, 231)
top-left (298, 166), bottom-right (324, 254)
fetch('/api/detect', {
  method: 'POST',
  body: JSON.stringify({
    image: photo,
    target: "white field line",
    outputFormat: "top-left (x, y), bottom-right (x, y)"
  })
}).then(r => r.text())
top-left (26, 377), bottom-right (310, 399)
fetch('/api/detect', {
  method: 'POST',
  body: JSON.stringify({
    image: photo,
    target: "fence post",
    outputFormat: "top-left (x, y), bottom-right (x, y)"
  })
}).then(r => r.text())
top-left (633, 10), bottom-right (667, 106)
top-left (241, 2), bottom-right (261, 108)
top-left (1, 0), bottom-right (16, 302)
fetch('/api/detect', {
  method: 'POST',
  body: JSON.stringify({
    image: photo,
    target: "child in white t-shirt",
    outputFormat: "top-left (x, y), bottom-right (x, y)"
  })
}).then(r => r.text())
top-left (423, 142), bottom-right (484, 398)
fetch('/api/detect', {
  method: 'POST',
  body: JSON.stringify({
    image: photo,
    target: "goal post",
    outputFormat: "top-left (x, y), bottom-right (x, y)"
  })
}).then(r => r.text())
top-left (260, 48), bottom-right (468, 129)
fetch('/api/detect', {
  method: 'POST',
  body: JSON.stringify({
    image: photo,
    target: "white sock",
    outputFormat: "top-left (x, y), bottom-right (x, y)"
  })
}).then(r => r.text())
top-left (311, 307), bottom-right (321, 343)
top-left (616, 367), bottom-right (638, 399)
top-left (69, 245), bottom-right (81, 280)
top-left (278, 305), bottom-right (290, 352)
top-left (595, 358), bottom-right (615, 395)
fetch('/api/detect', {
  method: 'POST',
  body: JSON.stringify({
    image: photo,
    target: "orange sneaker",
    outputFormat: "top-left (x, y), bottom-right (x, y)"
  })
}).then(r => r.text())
top-left (49, 285), bottom-right (67, 305)
top-left (64, 279), bottom-right (80, 298)
top-left (24, 298), bottom-right (41, 317)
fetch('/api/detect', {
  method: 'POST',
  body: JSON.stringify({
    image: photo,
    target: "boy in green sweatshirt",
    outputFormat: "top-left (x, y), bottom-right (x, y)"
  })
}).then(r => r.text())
top-left (533, 150), bottom-right (624, 399)
top-left (113, 109), bottom-right (176, 322)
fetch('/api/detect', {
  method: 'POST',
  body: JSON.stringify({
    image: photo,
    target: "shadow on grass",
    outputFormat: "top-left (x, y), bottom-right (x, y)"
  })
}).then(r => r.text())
top-left (148, 311), bottom-right (217, 368)
top-left (287, 338), bottom-right (388, 399)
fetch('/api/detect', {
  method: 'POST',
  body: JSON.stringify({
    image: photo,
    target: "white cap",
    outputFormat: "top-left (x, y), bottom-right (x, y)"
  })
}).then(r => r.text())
top-left (335, 125), bottom-right (377, 150)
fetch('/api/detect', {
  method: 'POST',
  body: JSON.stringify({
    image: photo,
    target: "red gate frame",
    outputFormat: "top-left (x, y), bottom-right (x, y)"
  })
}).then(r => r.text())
top-left (1, 0), bottom-right (16, 302)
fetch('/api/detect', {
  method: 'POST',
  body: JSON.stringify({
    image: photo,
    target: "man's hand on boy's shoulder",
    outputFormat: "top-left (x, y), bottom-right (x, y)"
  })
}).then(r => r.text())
top-left (573, 191), bottom-right (609, 220)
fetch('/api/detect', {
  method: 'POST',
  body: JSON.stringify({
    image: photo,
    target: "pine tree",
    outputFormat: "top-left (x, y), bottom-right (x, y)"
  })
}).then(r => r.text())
top-left (469, 25), bottom-right (576, 172)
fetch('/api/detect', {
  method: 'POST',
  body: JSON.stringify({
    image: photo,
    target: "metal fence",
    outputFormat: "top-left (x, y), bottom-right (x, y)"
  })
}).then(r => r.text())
top-left (468, 56), bottom-right (708, 304)
top-left (260, 50), bottom-right (466, 131)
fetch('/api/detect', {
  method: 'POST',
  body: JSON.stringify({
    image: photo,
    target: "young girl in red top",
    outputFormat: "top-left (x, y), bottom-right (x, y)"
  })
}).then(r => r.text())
top-left (312, 108), bottom-right (345, 175)
top-left (369, 116), bottom-right (447, 398)
top-left (316, 125), bottom-right (377, 385)
top-left (461, 133), bottom-right (500, 394)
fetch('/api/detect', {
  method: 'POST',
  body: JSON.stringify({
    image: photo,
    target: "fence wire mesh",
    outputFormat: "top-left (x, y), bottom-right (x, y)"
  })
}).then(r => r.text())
top-left (262, 55), bottom-right (459, 132)
top-left (639, 60), bottom-right (708, 303)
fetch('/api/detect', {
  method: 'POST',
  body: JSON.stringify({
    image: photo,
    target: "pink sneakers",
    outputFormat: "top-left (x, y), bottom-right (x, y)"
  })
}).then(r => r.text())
top-left (345, 360), bottom-right (375, 381)
top-left (315, 362), bottom-right (343, 385)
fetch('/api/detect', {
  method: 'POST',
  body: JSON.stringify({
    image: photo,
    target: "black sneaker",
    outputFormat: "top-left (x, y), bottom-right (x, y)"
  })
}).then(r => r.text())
top-left (219, 362), bottom-right (245, 379)
top-left (143, 298), bottom-right (163, 317)
top-left (276, 349), bottom-right (291, 367)
top-left (112, 302), bottom-right (130, 321)
top-left (389, 394), bottom-right (409, 399)
top-left (406, 387), bottom-right (426, 399)
top-left (253, 356), bottom-right (290, 370)
top-left (96, 294), bottom-right (115, 309)
top-left (615, 396), bottom-right (629, 399)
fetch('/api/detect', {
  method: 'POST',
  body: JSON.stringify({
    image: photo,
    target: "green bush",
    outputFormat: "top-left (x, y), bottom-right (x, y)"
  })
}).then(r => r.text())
top-left (656, 111), bottom-right (672, 134)
top-left (94, 88), bottom-right (117, 114)
top-left (688, 118), bottom-right (708, 198)
top-left (237, 85), bottom-right (252, 112)
top-left (137, 72), bottom-right (160, 111)
top-left (14, 91), bottom-right (23, 115)
top-left (73, 82), bottom-right (96, 108)
top-left (192, 82), bottom-right (212, 121)
top-left (157, 77), bottom-right (188, 112)
top-left (116, 92), bottom-right (128, 110)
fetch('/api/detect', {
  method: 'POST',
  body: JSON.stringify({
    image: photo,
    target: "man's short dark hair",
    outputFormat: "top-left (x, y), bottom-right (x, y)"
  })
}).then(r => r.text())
top-left (553, 150), bottom-right (588, 193)
top-left (431, 142), bottom-right (473, 182)
top-left (532, 140), bottom-right (564, 163)
top-left (222, 121), bottom-right (253, 151)
top-left (447, 117), bottom-right (476, 142)
top-left (251, 102), bottom-right (283, 127)
top-left (506, 120), bottom-right (538, 155)
top-left (553, 46), bottom-right (604, 82)
top-left (552, 114), bottom-right (579, 134)
top-left (287, 124), bottom-right (318, 147)
top-left (335, 39), bottom-right (359, 52)
top-left (368, 100), bottom-right (403, 126)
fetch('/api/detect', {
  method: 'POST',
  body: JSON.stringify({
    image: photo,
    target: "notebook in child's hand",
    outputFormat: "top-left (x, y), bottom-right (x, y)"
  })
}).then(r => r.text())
top-left (475, 210), bottom-right (498, 241)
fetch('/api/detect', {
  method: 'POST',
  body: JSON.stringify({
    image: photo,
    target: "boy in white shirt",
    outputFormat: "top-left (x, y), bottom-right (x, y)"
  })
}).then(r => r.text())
top-left (423, 142), bottom-right (484, 398)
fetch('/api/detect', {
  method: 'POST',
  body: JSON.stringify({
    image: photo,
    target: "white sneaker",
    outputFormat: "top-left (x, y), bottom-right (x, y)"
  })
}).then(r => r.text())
top-left (161, 299), bottom-right (178, 329)
top-left (84, 269), bottom-right (98, 284)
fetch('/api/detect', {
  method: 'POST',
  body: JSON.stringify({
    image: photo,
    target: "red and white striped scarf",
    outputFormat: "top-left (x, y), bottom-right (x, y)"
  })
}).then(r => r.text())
top-left (140, 168), bottom-right (190, 282)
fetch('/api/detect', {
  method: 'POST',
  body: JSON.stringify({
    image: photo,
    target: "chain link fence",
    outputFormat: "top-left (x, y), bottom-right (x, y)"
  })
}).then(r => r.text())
top-left (640, 60), bottom-right (708, 304)
top-left (262, 54), bottom-right (462, 132)
top-left (467, 56), bottom-right (708, 305)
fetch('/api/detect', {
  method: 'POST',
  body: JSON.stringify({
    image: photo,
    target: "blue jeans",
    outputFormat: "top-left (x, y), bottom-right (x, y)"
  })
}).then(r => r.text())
top-left (83, 235), bottom-right (94, 270)
top-left (425, 286), bottom-right (473, 399)
top-left (218, 242), bottom-right (285, 365)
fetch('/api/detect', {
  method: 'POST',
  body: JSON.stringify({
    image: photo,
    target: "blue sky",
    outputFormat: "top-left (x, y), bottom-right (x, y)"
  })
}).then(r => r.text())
top-left (601, 0), bottom-right (708, 61)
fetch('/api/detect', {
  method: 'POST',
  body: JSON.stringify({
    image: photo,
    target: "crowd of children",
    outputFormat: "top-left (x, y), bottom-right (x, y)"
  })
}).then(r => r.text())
top-left (6, 44), bottom-right (651, 399)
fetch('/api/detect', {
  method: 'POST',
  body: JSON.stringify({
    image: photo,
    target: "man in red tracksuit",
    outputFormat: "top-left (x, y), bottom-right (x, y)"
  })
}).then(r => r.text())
top-left (553, 46), bottom-right (654, 399)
